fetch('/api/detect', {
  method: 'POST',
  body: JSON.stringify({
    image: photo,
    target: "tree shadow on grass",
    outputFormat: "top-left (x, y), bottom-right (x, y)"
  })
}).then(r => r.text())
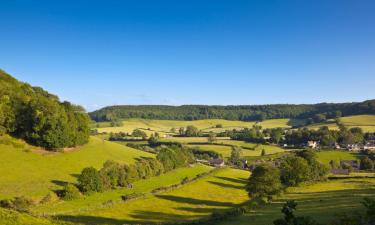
top-left (207, 181), bottom-right (244, 190)
top-left (155, 195), bottom-right (235, 207)
top-left (51, 180), bottom-right (68, 187)
top-left (57, 211), bottom-right (199, 225)
top-left (214, 176), bottom-right (248, 185)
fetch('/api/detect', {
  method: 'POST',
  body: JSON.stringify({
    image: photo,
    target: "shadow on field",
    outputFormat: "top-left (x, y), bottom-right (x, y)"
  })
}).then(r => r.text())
top-left (51, 180), bottom-right (68, 187)
top-left (207, 181), bottom-right (244, 190)
top-left (156, 195), bottom-right (235, 207)
top-left (214, 176), bottom-right (248, 184)
top-left (57, 212), bottom-right (198, 225)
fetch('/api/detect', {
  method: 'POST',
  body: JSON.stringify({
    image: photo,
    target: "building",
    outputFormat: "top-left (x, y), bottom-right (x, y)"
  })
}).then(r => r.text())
top-left (346, 144), bottom-right (363, 151)
top-left (364, 142), bottom-right (375, 150)
top-left (307, 141), bottom-right (319, 149)
top-left (208, 158), bottom-right (225, 167)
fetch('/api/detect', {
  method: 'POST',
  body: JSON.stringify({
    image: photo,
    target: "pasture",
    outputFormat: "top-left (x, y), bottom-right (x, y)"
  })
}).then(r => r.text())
top-left (94, 118), bottom-right (292, 135)
top-left (316, 150), bottom-right (361, 165)
top-left (56, 168), bottom-right (250, 225)
top-left (0, 136), bottom-right (154, 199)
top-left (305, 115), bottom-right (375, 132)
top-left (31, 164), bottom-right (212, 215)
top-left (218, 178), bottom-right (375, 225)
top-left (189, 144), bottom-right (285, 158)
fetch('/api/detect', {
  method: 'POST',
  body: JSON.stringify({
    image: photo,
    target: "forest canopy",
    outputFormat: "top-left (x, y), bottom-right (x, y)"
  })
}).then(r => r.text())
top-left (90, 100), bottom-right (375, 122)
top-left (0, 70), bottom-right (90, 149)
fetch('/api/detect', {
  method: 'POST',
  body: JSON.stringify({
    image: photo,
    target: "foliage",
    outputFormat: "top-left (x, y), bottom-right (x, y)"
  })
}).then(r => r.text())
top-left (280, 156), bottom-right (310, 186)
top-left (360, 156), bottom-right (374, 170)
top-left (61, 184), bottom-right (81, 201)
top-left (273, 201), bottom-right (320, 225)
top-left (0, 70), bottom-right (90, 149)
top-left (207, 132), bottom-right (217, 143)
top-left (229, 146), bottom-right (243, 166)
top-left (89, 100), bottom-right (375, 122)
top-left (247, 164), bottom-right (283, 199)
top-left (77, 167), bottom-right (103, 193)
top-left (132, 129), bottom-right (147, 139)
top-left (0, 196), bottom-right (33, 212)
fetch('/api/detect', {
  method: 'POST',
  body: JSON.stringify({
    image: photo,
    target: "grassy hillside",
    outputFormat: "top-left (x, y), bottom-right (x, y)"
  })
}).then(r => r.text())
top-left (32, 164), bottom-right (212, 215)
top-left (56, 168), bottom-right (250, 224)
top-left (0, 136), bottom-right (154, 199)
top-left (218, 178), bottom-right (375, 225)
top-left (0, 208), bottom-right (62, 225)
top-left (94, 118), bottom-right (292, 135)
top-left (306, 115), bottom-right (375, 132)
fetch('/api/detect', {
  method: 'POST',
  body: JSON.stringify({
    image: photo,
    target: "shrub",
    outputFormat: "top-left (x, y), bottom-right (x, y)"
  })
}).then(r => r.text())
top-left (78, 167), bottom-right (103, 193)
top-left (0, 196), bottom-right (33, 212)
top-left (40, 192), bottom-right (59, 204)
top-left (181, 177), bottom-right (190, 185)
top-left (62, 184), bottom-right (81, 201)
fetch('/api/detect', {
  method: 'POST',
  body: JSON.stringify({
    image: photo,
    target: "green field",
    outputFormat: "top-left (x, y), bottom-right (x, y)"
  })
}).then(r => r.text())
top-left (0, 136), bottom-right (154, 199)
top-left (0, 208), bottom-right (61, 225)
top-left (31, 164), bottom-right (212, 215)
top-left (306, 115), bottom-right (375, 132)
top-left (316, 150), bottom-right (361, 165)
top-left (95, 118), bottom-right (292, 135)
top-left (55, 168), bottom-right (250, 224)
top-left (189, 144), bottom-right (285, 158)
top-left (218, 178), bottom-right (375, 225)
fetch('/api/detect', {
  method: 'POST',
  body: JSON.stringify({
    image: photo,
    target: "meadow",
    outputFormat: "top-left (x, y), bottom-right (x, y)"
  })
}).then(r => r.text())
top-left (305, 115), bottom-right (375, 132)
top-left (31, 164), bottom-right (212, 215)
top-left (0, 136), bottom-right (154, 199)
top-left (218, 178), bottom-right (375, 225)
top-left (55, 168), bottom-right (250, 225)
top-left (315, 150), bottom-right (361, 165)
top-left (94, 118), bottom-right (292, 135)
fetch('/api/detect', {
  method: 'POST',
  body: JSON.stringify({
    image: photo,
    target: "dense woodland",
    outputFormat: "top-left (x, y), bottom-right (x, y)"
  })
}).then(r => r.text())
top-left (0, 70), bottom-right (90, 149)
top-left (90, 100), bottom-right (375, 122)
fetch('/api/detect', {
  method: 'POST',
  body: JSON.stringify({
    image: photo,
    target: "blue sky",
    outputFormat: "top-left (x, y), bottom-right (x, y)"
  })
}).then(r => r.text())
top-left (1, 0), bottom-right (374, 111)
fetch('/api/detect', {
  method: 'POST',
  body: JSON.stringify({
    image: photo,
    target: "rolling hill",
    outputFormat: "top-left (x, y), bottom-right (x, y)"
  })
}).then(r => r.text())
top-left (0, 135), bottom-right (154, 199)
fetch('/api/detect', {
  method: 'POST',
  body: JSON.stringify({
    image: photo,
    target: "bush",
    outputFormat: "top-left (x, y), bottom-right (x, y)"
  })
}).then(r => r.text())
top-left (40, 192), bottom-right (59, 204)
top-left (181, 177), bottom-right (190, 185)
top-left (78, 167), bottom-right (103, 193)
top-left (121, 193), bottom-right (145, 202)
top-left (0, 196), bottom-right (33, 212)
top-left (62, 184), bottom-right (81, 201)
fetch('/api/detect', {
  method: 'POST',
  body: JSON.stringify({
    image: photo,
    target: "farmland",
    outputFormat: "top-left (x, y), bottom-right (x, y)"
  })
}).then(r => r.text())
top-left (305, 115), bottom-right (375, 132)
top-left (218, 178), bottom-right (375, 225)
top-left (55, 168), bottom-right (250, 224)
top-left (0, 136), bottom-right (154, 199)
top-left (94, 118), bottom-right (292, 135)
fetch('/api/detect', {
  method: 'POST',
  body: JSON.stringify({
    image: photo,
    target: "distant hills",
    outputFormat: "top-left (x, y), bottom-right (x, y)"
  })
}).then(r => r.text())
top-left (90, 100), bottom-right (375, 123)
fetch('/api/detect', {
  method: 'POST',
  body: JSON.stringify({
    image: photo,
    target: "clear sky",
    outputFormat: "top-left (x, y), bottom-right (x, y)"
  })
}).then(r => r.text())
top-left (1, 0), bottom-right (374, 111)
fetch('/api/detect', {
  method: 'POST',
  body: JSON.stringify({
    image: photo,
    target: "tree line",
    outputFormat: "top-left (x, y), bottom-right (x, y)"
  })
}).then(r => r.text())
top-left (0, 70), bottom-right (90, 149)
top-left (228, 124), bottom-right (374, 147)
top-left (89, 100), bottom-right (375, 122)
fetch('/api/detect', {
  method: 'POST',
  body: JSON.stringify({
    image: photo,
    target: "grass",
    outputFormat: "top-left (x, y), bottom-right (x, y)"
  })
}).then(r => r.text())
top-left (0, 136), bottom-right (154, 200)
top-left (218, 178), bottom-right (375, 225)
top-left (305, 115), bottom-right (375, 132)
top-left (55, 168), bottom-right (250, 225)
top-left (95, 118), bottom-right (292, 135)
top-left (31, 164), bottom-right (212, 215)
top-left (316, 150), bottom-right (361, 165)
top-left (0, 208), bottom-right (62, 225)
top-left (189, 144), bottom-right (285, 158)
